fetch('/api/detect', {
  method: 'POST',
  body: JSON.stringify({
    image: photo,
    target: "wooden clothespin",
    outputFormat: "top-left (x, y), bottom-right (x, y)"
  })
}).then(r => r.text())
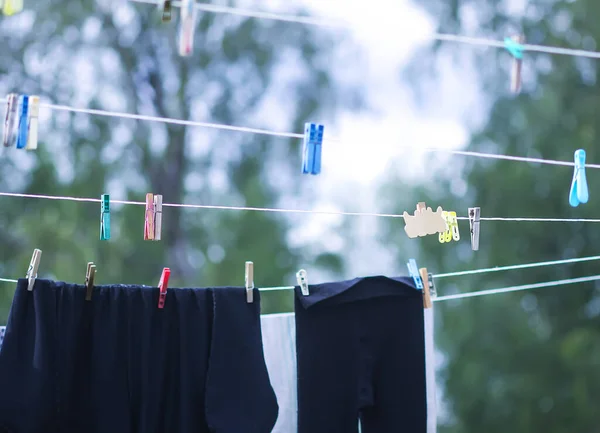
top-left (419, 268), bottom-right (434, 309)
top-left (144, 193), bottom-right (155, 240)
top-left (505, 34), bottom-right (524, 94)
top-left (15, 95), bottom-right (29, 149)
top-left (403, 202), bottom-right (447, 239)
top-left (85, 262), bottom-right (96, 301)
top-left (178, 0), bottom-right (197, 56)
top-left (26, 249), bottom-right (42, 291)
top-left (245, 261), bottom-right (254, 303)
top-left (153, 194), bottom-right (163, 240)
top-left (3, 94), bottom-right (18, 147)
top-left (468, 207), bottom-right (480, 251)
top-left (25, 96), bottom-right (39, 150)
top-left (100, 194), bottom-right (110, 240)
top-left (161, 0), bottom-right (172, 22)
top-left (157, 267), bottom-right (170, 309)
top-left (296, 269), bottom-right (309, 296)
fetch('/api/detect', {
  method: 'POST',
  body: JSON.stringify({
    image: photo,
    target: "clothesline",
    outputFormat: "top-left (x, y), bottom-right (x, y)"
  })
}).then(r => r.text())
top-left (0, 191), bottom-right (599, 222)
top-left (1, 97), bottom-right (599, 168)
top-left (128, 0), bottom-right (600, 60)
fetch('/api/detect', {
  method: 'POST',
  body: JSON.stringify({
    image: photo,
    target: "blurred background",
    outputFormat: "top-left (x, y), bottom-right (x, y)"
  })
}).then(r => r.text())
top-left (1, 0), bottom-right (600, 431)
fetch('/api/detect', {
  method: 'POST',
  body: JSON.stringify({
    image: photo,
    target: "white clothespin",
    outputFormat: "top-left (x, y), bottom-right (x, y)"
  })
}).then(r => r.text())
top-left (25, 96), bottom-right (39, 150)
top-left (468, 207), bottom-right (480, 251)
top-left (178, 0), bottom-right (197, 56)
top-left (2, 94), bottom-right (18, 147)
top-left (26, 249), bottom-right (42, 291)
top-left (153, 194), bottom-right (163, 240)
top-left (296, 269), bottom-right (309, 296)
top-left (245, 261), bottom-right (254, 303)
top-left (85, 262), bottom-right (96, 301)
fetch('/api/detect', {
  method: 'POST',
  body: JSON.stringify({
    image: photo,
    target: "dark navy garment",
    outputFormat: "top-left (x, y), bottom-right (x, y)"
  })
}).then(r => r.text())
top-left (294, 276), bottom-right (427, 433)
top-left (0, 279), bottom-right (278, 433)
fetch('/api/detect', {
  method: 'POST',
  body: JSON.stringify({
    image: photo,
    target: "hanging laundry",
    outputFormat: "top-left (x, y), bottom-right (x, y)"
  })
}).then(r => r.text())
top-left (0, 326), bottom-right (4, 350)
top-left (293, 276), bottom-right (427, 433)
top-left (0, 279), bottom-right (278, 433)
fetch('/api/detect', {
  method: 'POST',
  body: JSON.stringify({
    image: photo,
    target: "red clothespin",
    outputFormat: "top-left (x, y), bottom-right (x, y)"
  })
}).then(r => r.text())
top-left (158, 267), bottom-right (170, 309)
top-left (144, 193), bottom-right (155, 240)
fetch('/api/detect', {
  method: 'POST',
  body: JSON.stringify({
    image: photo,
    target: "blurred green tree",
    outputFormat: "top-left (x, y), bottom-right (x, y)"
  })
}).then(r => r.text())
top-left (380, 1), bottom-right (600, 432)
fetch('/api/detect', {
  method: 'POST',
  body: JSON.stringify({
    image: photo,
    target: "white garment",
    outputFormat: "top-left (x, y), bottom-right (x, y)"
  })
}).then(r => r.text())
top-left (260, 313), bottom-right (298, 433)
top-left (260, 310), bottom-right (437, 433)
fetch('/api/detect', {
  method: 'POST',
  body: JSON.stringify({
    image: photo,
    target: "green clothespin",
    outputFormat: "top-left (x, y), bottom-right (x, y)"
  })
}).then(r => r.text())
top-left (100, 194), bottom-right (110, 240)
top-left (505, 35), bottom-right (524, 94)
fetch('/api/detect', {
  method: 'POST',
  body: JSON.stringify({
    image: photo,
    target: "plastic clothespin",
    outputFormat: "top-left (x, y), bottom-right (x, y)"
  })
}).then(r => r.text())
top-left (25, 96), bottom-right (39, 150)
top-left (2, 0), bottom-right (23, 16)
top-left (406, 258), bottom-right (424, 290)
top-left (153, 195), bottom-right (163, 241)
top-left (296, 269), bottom-right (309, 296)
top-left (85, 262), bottom-right (96, 301)
top-left (3, 94), bottom-right (18, 147)
top-left (505, 35), bottom-right (524, 94)
top-left (403, 202), bottom-right (447, 239)
top-left (302, 123), bottom-right (324, 175)
top-left (570, 149), bottom-right (589, 207)
top-left (161, 0), bottom-right (172, 22)
top-left (144, 193), bottom-right (155, 240)
top-left (468, 207), bottom-right (480, 251)
top-left (100, 194), bottom-right (110, 240)
top-left (15, 95), bottom-right (29, 149)
top-left (157, 267), bottom-right (171, 309)
top-left (419, 268), bottom-right (433, 309)
top-left (178, 0), bottom-right (197, 57)
top-left (439, 211), bottom-right (459, 243)
top-left (26, 249), bottom-right (42, 291)
top-left (245, 261), bottom-right (254, 303)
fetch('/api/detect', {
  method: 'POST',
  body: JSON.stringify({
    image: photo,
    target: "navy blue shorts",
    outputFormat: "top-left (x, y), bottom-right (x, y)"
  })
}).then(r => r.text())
top-left (0, 279), bottom-right (277, 433)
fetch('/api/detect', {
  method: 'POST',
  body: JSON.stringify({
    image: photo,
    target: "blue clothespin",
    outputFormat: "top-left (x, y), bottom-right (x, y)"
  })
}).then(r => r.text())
top-left (406, 258), bottom-right (424, 290)
top-left (100, 194), bottom-right (111, 240)
top-left (505, 35), bottom-right (524, 94)
top-left (569, 149), bottom-right (589, 207)
top-left (15, 95), bottom-right (29, 149)
top-left (302, 122), bottom-right (324, 175)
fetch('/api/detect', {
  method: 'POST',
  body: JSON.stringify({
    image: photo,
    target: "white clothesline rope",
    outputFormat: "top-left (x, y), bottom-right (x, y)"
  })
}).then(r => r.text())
top-left (1, 191), bottom-right (600, 222)
top-left (128, 0), bottom-right (600, 60)
top-left (1, 98), bottom-right (599, 168)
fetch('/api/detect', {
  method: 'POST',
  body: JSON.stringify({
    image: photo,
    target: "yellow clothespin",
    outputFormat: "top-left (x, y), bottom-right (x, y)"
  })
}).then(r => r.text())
top-left (26, 249), bottom-right (42, 291)
top-left (25, 96), bottom-right (39, 150)
top-left (403, 202), bottom-right (447, 239)
top-left (2, 0), bottom-right (23, 16)
top-left (85, 262), bottom-right (96, 301)
top-left (245, 261), bottom-right (254, 303)
top-left (439, 211), bottom-right (459, 243)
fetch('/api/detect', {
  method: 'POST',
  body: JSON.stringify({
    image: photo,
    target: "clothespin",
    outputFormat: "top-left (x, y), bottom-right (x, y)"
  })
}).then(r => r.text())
top-left (25, 96), bottom-right (39, 150)
top-left (2, 0), bottom-right (23, 16)
top-left (245, 261), bottom-right (254, 303)
top-left (153, 194), bottom-right (163, 241)
top-left (403, 202), bottom-right (447, 239)
top-left (419, 268), bottom-right (433, 308)
top-left (144, 193), bottom-right (155, 240)
top-left (26, 249), bottom-right (42, 291)
top-left (85, 262), bottom-right (96, 301)
top-left (161, 0), bottom-right (172, 22)
top-left (100, 194), bottom-right (110, 240)
top-left (570, 149), bottom-right (589, 207)
top-left (178, 0), bottom-right (197, 57)
top-left (406, 258), bottom-right (424, 290)
top-left (439, 211), bottom-right (460, 243)
top-left (15, 95), bottom-right (29, 149)
top-left (302, 123), bottom-right (324, 175)
top-left (157, 267), bottom-right (171, 309)
top-left (505, 35), bottom-right (524, 94)
top-left (296, 269), bottom-right (309, 296)
top-left (468, 207), bottom-right (480, 251)
top-left (2, 94), bottom-right (18, 147)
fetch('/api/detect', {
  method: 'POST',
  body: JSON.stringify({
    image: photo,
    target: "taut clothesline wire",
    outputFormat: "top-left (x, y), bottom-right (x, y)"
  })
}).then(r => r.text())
top-left (128, 0), bottom-right (600, 60)
top-left (1, 191), bottom-right (600, 222)
top-left (1, 97), bottom-right (600, 168)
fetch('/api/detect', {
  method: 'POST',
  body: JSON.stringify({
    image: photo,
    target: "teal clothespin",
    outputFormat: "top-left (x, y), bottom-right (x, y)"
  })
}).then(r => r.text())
top-left (569, 149), bottom-right (589, 207)
top-left (406, 259), bottom-right (424, 290)
top-left (505, 35), bottom-right (524, 94)
top-left (100, 194), bottom-right (110, 240)
top-left (15, 95), bottom-right (29, 149)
